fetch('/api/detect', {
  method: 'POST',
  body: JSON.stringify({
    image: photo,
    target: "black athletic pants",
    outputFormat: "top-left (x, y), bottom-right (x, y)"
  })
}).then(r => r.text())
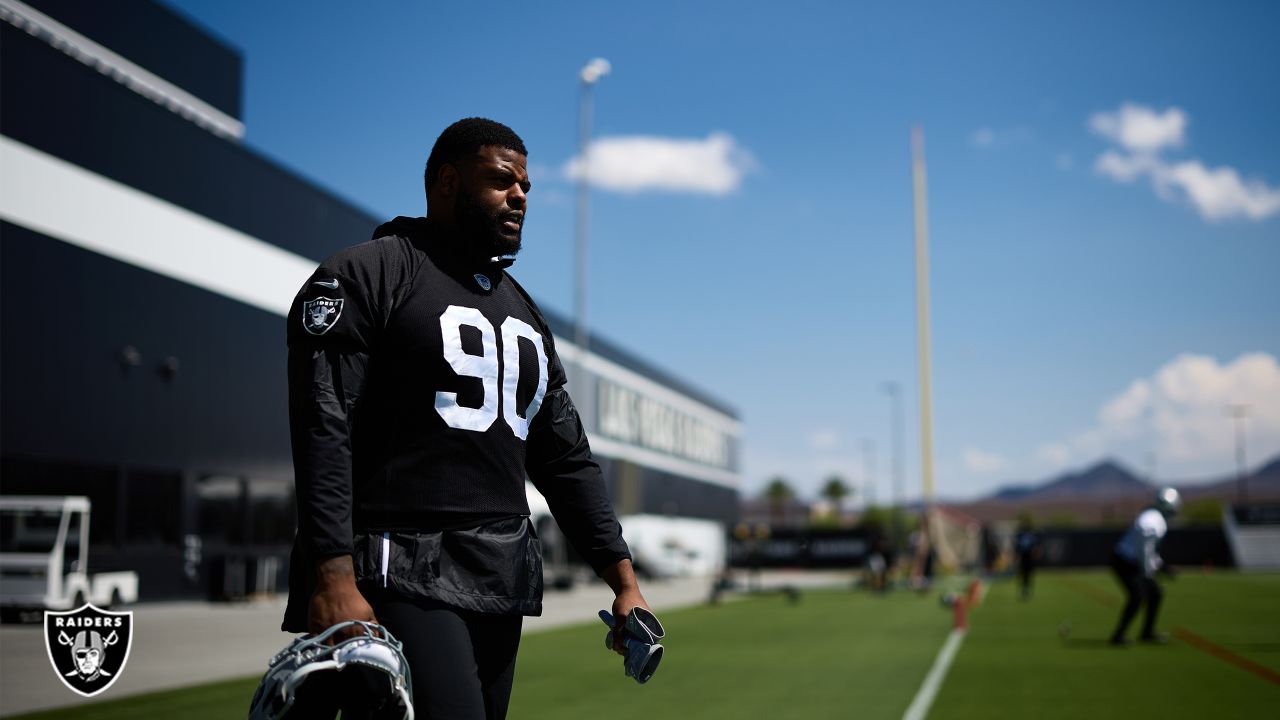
top-left (1018, 552), bottom-right (1035, 600)
top-left (1110, 552), bottom-right (1161, 641)
top-left (371, 592), bottom-right (523, 720)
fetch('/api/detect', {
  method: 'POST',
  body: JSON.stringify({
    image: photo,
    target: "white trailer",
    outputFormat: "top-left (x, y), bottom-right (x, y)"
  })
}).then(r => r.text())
top-left (618, 514), bottom-right (726, 579)
top-left (0, 495), bottom-right (138, 615)
top-left (525, 483), bottom-right (725, 584)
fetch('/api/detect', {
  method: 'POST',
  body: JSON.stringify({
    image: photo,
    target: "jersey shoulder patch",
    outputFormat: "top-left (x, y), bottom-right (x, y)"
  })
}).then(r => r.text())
top-left (301, 297), bottom-right (344, 335)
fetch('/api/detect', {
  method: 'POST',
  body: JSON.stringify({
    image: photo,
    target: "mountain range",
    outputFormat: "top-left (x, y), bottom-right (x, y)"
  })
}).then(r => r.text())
top-left (941, 455), bottom-right (1280, 525)
top-left (978, 455), bottom-right (1280, 505)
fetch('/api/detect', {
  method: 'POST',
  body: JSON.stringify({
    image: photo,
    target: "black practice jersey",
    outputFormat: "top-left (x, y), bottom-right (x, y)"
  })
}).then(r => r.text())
top-left (283, 216), bottom-right (628, 627)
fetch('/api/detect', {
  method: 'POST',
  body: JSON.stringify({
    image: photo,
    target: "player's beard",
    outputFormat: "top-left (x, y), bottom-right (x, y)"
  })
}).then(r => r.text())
top-left (456, 186), bottom-right (522, 258)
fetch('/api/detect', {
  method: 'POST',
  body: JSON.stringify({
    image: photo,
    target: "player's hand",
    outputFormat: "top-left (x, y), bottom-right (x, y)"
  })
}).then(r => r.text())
top-left (309, 555), bottom-right (377, 641)
top-left (610, 588), bottom-right (651, 656)
top-left (602, 559), bottom-right (650, 656)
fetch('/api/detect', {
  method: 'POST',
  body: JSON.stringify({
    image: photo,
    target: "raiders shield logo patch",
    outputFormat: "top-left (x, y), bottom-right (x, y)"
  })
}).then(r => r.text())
top-left (44, 604), bottom-right (134, 698)
top-left (302, 297), bottom-right (343, 335)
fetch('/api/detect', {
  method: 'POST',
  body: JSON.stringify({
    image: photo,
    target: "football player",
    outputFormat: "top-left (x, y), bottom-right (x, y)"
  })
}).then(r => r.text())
top-left (1014, 516), bottom-right (1042, 601)
top-left (1109, 487), bottom-right (1180, 645)
top-left (282, 118), bottom-right (650, 719)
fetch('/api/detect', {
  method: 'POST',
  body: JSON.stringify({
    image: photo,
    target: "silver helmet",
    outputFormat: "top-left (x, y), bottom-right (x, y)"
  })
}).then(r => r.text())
top-left (1154, 486), bottom-right (1182, 516)
top-left (248, 621), bottom-right (413, 719)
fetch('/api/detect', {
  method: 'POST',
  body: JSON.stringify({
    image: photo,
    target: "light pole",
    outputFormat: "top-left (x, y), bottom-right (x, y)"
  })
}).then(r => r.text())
top-left (1144, 451), bottom-right (1157, 519)
top-left (1229, 404), bottom-right (1251, 504)
top-left (862, 438), bottom-right (877, 508)
top-left (882, 381), bottom-right (905, 546)
top-left (574, 58), bottom-right (610, 358)
top-left (882, 382), bottom-right (904, 509)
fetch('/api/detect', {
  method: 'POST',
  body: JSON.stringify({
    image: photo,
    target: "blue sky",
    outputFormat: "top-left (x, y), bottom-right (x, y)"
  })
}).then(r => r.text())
top-left (167, 0), bottom-right (1280, 501)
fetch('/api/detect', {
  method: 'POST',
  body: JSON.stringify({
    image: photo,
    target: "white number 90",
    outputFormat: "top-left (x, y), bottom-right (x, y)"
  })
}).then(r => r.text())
top-left (434, 305), bottom-right (548, 440)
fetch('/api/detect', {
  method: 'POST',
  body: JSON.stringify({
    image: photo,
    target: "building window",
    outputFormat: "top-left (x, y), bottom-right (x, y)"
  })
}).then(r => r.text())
top-left (196, 475), bottom-right (244, 546)
top-left (247, 478), bottom-right (294, 545)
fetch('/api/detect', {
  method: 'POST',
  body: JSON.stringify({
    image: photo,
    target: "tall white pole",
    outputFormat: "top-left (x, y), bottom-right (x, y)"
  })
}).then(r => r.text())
top-left (574, 59), bottom-right (609, 357)
top-left (574, 84), bottom-right (592, 355)
top-left (1230, 404), bottom-right (1251, 503)
top-left (862, 438), bottom-right (877, 508)
top-left (911, 126), bottom-right (936, 505)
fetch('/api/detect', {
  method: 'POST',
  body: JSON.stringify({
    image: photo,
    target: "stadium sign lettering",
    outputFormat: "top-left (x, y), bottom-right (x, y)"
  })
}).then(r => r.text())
top-left (597, 380), bottom-right (731, 470)
top-left (809, 539), bottom-right (868, 558)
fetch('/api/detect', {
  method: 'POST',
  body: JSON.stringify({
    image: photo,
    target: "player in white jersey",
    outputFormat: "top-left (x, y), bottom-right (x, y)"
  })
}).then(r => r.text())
top-left (1109, 487), bottom-right (1180, 645)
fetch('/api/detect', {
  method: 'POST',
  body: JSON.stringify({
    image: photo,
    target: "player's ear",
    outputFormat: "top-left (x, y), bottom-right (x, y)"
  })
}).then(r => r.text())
top-left (437, 163), bottom-right (459, 199)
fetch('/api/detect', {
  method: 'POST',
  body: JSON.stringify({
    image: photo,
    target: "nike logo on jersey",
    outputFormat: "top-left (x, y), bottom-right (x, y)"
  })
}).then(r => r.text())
top-left (313, 278), bottom-right (340, 289)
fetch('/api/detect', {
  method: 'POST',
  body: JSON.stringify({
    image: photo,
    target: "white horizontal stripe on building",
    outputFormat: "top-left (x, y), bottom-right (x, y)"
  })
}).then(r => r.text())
top-left (0, 134), bottom-right (312, 315)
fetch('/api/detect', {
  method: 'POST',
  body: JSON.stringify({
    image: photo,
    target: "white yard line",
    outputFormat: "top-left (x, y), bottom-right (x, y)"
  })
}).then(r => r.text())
top-left (903, 628), bottom-right (967, 720)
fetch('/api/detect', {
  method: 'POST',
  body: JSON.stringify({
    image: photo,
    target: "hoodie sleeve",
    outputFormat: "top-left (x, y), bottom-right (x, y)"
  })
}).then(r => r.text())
top-left (286, 262), bottom-right (380, 560)
top-left (524, 337), bottom-right (632, 575)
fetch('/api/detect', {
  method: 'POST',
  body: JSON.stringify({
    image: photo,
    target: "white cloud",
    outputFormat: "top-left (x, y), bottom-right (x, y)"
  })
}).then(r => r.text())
top-left (564, 132), bottom-right (756, 195)
top-left (1056, 353), bottom-right (1280, 476)
top-left (962, 447), bottom-right (1008, 474)
top-left (1099, 378), bottom-right (1152, 429)
top-left (1139, 353), bottom-right (1279, 464)
top-left (1094, 149), bottom-right (1159, 183)
top-left (1089, 103), bottom-right (1186, 153)
top-left (1097, 152), bottom-right (1280, 221)
top-left (1159, 160), bottom-right (1280, 222)
top-left (1090, 103), bottom-right (1280, 222)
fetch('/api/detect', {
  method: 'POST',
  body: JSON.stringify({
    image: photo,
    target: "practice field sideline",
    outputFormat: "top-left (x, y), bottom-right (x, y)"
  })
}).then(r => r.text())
top-left (6, 571), bottom-right (1277, 719)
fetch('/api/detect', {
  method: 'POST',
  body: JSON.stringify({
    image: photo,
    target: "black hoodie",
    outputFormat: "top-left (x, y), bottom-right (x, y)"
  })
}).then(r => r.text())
top-left (282, 217), bottom-right (629, 629)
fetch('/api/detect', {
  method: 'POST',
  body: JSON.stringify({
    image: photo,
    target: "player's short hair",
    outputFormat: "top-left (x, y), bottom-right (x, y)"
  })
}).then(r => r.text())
top-left (424, 117), bottom-right (527, 195)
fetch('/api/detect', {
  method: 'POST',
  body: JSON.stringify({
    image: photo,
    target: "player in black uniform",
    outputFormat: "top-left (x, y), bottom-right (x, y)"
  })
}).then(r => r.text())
top-left (282, 118), bottom-right (650, 719)
top-left (1014, 517), bottom-right (1042, 601)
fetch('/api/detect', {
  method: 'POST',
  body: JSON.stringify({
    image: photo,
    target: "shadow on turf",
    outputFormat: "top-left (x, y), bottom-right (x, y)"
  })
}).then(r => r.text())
top-left (1060, 638), bottom-right (1126, 649)
top-left (707, 578), bottom-right (803, 605)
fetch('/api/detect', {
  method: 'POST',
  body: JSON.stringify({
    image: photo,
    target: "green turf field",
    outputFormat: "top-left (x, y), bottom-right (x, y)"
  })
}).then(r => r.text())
top-left (934, 571), bottom-right (1280, 720)
top-left (9, 571), bottom-right (1279, 719)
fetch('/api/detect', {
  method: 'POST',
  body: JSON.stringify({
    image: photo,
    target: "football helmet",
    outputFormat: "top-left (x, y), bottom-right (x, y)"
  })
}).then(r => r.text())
top-left (1154, 486), bottom-right (1182, 516)
top-left (248, 621), bottom-right (413, 719)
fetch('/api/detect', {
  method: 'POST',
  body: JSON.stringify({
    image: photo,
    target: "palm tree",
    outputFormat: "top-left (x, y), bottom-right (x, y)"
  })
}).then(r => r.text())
top-left (820, 475), bottom-right (852, 520)
top-left (763, 476), bottom-right (794, 525)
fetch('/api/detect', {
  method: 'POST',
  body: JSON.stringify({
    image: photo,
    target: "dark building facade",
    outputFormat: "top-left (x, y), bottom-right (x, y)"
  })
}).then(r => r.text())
top-left (0, 0), bottom-right (739, 600)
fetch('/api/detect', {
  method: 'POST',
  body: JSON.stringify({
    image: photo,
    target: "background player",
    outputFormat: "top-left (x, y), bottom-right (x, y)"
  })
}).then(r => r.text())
top-left (1109, 487), bottom-right (1180, 645)
top-left (1015, 516), bottom-right (1042, 601)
